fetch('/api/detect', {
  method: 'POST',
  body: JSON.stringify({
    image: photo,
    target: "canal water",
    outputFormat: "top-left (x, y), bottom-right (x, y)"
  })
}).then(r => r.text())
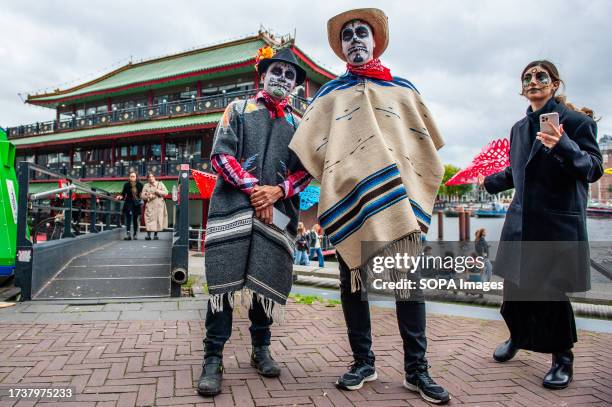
top-left (425, 215), bottom-right (611, 242)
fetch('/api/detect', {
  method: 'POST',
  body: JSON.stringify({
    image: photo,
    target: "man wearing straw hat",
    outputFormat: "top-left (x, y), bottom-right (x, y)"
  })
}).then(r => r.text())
top-left (290, 8), bottom-right (450, 404)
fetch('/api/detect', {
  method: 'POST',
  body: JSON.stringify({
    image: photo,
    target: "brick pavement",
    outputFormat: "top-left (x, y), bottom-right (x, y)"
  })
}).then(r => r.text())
top-left (0, 301), bottom-right (610, 406)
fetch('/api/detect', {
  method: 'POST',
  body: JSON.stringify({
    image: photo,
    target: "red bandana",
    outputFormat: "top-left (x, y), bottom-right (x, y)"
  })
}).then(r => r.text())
top-left (256, 90), bottom-right (289, 119)
top-left (347, 58), bottom-right (393, 81)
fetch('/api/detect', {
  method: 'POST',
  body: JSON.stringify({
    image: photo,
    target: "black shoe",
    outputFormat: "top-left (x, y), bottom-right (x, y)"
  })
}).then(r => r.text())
top-left (124, 234), bottom-right (132, 241)
top-left (154, 235), bottom-right (159, 240)
top-left (197, 356), bottom-right (223, 396)
top-left (145, 236), bottom-right (151, 240)
top-left (543, 351), bottom-right (573, 389)
top-left (250, 346), bottom-right (281, 377)
top-left (493, 339), bottom-right (519, 362)
top-left (335, 360), bottom-right (377, 391)
top-left (404, 366), bottom-right (450, 404)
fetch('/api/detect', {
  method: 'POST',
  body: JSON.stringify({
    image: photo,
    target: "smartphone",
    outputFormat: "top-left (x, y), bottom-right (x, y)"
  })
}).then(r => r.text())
top-left (539, 112), bottom-right (559, 132)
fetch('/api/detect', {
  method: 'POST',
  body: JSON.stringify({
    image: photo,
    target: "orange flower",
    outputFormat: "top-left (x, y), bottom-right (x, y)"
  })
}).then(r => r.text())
top-left (255, 46), bottom-right (275, 70)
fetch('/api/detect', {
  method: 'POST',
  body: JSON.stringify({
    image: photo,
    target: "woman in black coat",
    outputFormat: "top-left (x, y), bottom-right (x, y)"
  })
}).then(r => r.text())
top-left (118, 171), bottom-right (144, 240)
top-left (479, 60), bottom-right (603, 390)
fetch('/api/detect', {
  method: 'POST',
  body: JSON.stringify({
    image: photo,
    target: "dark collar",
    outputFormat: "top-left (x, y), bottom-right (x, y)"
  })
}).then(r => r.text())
top-left (526, 97), bottom-right (558, 122)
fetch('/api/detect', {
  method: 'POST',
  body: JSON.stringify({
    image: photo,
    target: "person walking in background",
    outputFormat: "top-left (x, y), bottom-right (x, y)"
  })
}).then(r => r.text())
top-left (308, 224), bottom-right (324, 268)
top-left (474, 229), bottom-right (492, 282)
top-left (142, 172), bottom-right (168, 240)
top-left (117, 171), bottom-right (143, 240)
top-left (294, 222), bottom-right (310, 266)
top-left (478, 60), bottom-right (603, 389)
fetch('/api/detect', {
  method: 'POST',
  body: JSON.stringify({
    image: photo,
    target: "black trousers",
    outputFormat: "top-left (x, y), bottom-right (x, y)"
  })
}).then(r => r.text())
top-left (501, 281), bottom-right (577, 353)
top-left (123, 203), bottom-right (140, 235)
top-left (203, 294), bottom-right (273, 359)
top-left (338, 256), bottom-right (428, 373)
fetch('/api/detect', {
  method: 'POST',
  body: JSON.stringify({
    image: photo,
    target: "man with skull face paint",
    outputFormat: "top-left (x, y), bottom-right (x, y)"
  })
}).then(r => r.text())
top-left (290, 9), bottom-right (450, 404)
top-left (197, 48), bottom-right (311, 397)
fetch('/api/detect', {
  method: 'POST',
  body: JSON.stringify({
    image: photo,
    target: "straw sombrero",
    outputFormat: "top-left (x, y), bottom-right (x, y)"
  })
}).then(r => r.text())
top-left (327, 8), bottom-right (389, 61)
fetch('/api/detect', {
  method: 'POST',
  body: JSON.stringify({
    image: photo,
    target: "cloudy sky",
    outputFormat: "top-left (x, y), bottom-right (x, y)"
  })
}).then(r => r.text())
top-left (1, 0), bottom-right (610, 167)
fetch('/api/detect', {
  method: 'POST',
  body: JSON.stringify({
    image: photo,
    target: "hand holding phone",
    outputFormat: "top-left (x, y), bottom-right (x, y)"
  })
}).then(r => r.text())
top-left (537, 112), bottom-right (564, 149)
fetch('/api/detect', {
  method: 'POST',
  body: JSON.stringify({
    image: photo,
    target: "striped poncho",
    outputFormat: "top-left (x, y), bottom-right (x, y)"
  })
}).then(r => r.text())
top-left (289, 73), bottom-right (445, 289)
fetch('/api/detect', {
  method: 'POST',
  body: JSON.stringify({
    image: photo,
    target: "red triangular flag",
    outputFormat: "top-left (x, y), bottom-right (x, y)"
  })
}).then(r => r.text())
top-left (445, 138), bottom-right (510, 186)
top-left (191, 169), bottom-right (217, 198)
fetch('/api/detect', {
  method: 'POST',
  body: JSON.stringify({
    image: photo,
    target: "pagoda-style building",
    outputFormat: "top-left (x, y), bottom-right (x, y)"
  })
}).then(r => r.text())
top-left (6, 29), bottom-right (335, 228)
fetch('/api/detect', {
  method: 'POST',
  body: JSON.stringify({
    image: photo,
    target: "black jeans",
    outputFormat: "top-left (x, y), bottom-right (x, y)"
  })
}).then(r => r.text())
top-left (203, 294), bottom-right (273, 359)
top-left (123, 203), bottom-right (140, 235)
top-left (338, 256), bottom-right (428, 373)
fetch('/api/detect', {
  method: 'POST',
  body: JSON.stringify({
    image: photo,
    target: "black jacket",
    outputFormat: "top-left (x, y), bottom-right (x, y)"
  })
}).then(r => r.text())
top-left (485, 97), bottom-right (603, 292)
top-left (120, 181), bottom-right (144, 202)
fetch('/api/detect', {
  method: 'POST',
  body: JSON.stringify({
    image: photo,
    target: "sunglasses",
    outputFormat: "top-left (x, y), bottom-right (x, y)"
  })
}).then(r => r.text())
top-left (522, 70), bottom-right (551, 88)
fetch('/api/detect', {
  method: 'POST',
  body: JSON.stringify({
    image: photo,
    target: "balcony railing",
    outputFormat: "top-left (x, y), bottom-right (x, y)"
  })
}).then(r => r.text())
top-left (7, 90), bottom-right (310, 139)
top-left (22, 158), bottom-right (212, 181)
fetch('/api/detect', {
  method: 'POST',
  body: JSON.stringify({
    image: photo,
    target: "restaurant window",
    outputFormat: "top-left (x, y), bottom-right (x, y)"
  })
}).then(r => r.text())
top-left (86, 106), bottom-right (97, 116)
top-left (145, 144), bottom-right (162, 161)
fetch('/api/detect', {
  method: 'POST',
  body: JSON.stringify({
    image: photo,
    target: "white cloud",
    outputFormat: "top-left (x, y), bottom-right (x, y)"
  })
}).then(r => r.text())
top-left (1, 0), bottom-right (610, 166)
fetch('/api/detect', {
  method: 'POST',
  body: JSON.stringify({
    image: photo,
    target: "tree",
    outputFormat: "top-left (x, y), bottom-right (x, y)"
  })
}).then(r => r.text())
top-left (437, 164), bottom-right (472, 199)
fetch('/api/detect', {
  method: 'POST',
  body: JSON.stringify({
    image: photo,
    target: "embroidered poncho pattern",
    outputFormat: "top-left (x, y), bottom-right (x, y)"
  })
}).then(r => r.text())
top-left (289, 73), bottom-right (445, 290)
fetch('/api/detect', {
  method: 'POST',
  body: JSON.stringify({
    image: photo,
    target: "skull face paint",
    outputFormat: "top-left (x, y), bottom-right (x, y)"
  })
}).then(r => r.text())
top-left (262, 62), bottom-right (297, 99)
top-left (341, 20), bottom-right (375, 66)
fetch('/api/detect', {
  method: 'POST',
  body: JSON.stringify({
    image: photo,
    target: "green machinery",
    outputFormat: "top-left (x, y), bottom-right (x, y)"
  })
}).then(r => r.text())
top-left (0, 127), bottom-right (18, 280)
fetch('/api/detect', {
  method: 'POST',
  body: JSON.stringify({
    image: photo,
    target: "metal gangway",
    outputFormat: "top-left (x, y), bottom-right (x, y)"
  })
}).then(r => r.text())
top-left (14, 162), bottom-right (189, 301)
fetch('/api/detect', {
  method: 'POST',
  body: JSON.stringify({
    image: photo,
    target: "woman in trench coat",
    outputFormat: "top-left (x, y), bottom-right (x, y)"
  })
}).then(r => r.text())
top-left (142, 172), bottom-right (168, 240)
top-left (479, 60), bottom-right (603, 390)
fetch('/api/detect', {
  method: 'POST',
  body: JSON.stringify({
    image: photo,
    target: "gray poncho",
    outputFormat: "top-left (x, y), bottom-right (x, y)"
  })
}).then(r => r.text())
top-left (205, 98), bottom-right (302, 317)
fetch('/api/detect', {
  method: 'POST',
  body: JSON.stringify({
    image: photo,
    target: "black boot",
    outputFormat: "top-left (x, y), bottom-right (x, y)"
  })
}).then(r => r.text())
top-left (197, 356), bottom-right (223, 396)
top-left (543, 350), bottom-right (573, 389)
top-left (250, 346), bottom-right (281, 377)
top-left (404, 365), bottom-right (450, 404)
top-left (145, 232), bottom-right (151, 240)
top-left (493, 338), bottom-right (519, 362)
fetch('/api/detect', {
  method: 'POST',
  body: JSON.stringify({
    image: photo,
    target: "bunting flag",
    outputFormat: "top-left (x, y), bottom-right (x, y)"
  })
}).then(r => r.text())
top-left (445, 138), bottom-right (510, 186)
top-left (191, 169), bottom-right (217, 198)
top-left (299, 185), bottom-right (320, 211)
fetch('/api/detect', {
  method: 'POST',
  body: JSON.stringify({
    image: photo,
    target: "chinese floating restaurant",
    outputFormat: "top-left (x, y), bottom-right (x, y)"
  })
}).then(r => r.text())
top-left (6, 29), bottom-right (335, 228)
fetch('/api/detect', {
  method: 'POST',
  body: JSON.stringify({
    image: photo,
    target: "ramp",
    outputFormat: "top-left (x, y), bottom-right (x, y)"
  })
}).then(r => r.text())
top-left (34, 232), bottom-right (172, 300)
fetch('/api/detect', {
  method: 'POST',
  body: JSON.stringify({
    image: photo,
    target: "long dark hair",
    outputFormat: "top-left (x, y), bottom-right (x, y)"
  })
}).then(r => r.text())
top-left (521, 60), bottom-right (595, 118)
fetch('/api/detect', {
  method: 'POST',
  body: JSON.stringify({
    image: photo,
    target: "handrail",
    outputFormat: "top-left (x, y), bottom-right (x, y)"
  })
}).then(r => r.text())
top-left (30, 185), bottom-right (76, 201)
top-left (7, 89), bottom-right (311, 139)
top-left (25, 162), bottom-right (120, 201)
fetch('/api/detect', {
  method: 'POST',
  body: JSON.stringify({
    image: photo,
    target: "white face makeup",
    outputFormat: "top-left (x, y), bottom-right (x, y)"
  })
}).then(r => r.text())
top-left (341, 20), bottom-right (375, 66)
top-left (262, 61), bottom-right (297, 99)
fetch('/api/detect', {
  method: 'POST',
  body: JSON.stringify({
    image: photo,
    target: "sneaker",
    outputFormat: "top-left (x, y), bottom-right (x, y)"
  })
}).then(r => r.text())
top-left (403, 366), bottom-right (450, 404)
top-left (335, 360), bottom-right (377, 391)
top-left (133, 234), bottom-right (138, 240)
top-left (124, 234), bottom-right (132, 241)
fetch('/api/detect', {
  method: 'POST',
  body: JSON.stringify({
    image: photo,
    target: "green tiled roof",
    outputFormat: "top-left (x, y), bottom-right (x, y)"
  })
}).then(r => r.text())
top-left (12, 113), bottom-right (222, 147)
top-left (29, 38), bottom-right (266, 104)
top-left (26, 37), bottom-right (337, 107)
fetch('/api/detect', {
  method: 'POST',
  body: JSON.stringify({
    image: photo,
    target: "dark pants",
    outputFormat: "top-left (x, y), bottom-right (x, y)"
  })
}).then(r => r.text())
top-left (338, 256), bottom-right (428, 373)
top-left (203, 294), bottom-right (273, 359)
top-left (501, 281), bottom-right (577, 353)
top-left (123, 203), bottom-right (140, 235)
